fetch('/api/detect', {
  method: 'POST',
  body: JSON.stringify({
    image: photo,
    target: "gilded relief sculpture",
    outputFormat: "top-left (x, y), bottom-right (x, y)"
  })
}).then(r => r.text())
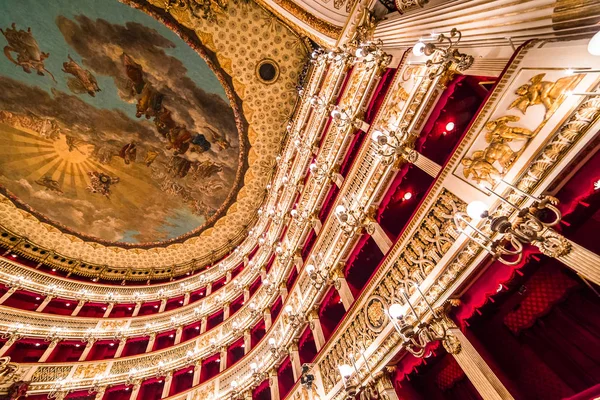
top-left (462, 116), bottom-right (534, 185)
top-left (509, 73), bottom-right (580, 118)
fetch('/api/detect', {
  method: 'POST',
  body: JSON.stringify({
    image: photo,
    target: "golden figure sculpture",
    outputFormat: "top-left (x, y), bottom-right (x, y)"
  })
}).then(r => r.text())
top-left (462, 116), bottom-right (534, 185)
top-left (509, 73), bottom-right (579, 117)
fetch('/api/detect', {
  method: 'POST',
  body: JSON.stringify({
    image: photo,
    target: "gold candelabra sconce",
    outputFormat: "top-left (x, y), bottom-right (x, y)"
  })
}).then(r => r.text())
top-left (412, 28), bottom-right (474, 78)
top-left (387, 282), bottom-right (460, 358)
top-left (455, 179), bottom-right (568, 265)
top-left (371, 129), bottom-right (418, 166)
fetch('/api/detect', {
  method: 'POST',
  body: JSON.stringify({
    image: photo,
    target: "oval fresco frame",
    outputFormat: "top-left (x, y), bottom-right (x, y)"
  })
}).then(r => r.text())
top-left (0, 0), bottom-right (250, 248)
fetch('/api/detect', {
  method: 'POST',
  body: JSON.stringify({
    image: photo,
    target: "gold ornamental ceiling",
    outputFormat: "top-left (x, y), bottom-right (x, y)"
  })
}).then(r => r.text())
top-left (0, 0), bottom-right (306, 277)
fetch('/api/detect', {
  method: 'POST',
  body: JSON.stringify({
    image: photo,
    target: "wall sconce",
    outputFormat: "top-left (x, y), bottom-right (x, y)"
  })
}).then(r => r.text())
top-left (455, 179), bottom-right (568, 265)
top-left (284, 305), bottom-right (306, 329)
top-left (371, 130), bottom-right (417, 165)
top-left (268, 337), bottom-right (287, 359)
top-left (387, 283), bottom-right (457, 358)
top-left (331, 107), bottom-right (362, 129)
top-left (338, 347), bottom-right (381, 400)
top-left (309, 160), bottom-right (336, 183)
top-left (334, 202), bottom-right (374, 236)
top-left (412, 28), bottom-right (473, 77)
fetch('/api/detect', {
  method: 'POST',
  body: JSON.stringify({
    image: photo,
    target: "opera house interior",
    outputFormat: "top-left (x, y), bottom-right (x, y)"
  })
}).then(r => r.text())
top-left (0, 0), bottom-right (599, 399)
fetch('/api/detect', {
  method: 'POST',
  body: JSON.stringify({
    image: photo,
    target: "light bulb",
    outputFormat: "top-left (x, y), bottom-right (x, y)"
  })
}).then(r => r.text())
top-left (588, 31), bottom-right (600, 56)
top-left (306, 264), bottom-right (315, 273)
top-left (285, 305), bottom-right (293, 314)
top-left (466, 201), bottom-right (488, 220)
top-left (445, 121), bottom-right (455, 131)
top-left (403, 192), bottom-right (413, 201)
top-left (412, 41), bottom-right (426, 57)
top-left (268, 338), bottom-right (276, 346)
top-left (335, 204), bottom-right (346, 215)
top-left (388, 303), bottom-right (403, 319)
top-left (338, 364), bottom-right (353, 378)
top-left (250, 362), bottom-right (258, 371)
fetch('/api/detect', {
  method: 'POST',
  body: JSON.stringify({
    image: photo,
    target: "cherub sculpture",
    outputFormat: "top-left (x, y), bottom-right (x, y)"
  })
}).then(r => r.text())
top-left (1, 23), bottom-right (55, 82)
top-left (462, 116), bottom-right (533, 185)
top-left (509, 73), bottom-right (579, 117)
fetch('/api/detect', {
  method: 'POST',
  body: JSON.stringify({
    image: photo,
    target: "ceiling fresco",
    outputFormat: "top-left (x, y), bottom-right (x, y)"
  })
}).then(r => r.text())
top-left (0, 0), bottom-right (306, 276)
top-left (0, 0), bottom-right (245, 245)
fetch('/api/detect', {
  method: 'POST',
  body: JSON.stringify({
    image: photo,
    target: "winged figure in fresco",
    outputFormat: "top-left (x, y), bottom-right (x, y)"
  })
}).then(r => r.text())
top-left (1, 23), bottom-right (56, 82)
top-left (34, 176), bottom-right (63, 194)
top-left (62, 55), bottom-right (101, 97)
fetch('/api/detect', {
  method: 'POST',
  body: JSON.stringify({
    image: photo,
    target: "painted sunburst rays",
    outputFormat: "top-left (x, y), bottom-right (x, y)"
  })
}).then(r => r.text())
top-left (0, 123), bottom-right (159, 213)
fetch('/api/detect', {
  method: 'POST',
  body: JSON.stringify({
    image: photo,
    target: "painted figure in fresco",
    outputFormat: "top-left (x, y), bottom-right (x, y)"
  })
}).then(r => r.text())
top-left (62, 55), bottom-right (101, 97)
top-left (461, 154), bottom-right (501, 186)
top-left (144, 149), bottom-right (159, 166)
top-left (86, 171), bottom-right (119, 199)
top-left (118, 142), bottom-right (137, 164)
top-left (122, 53), bottom-right (146, 95)
top-left (205, 126), bottom-right (230, 150)
top-left (509, 73), bottom-right (579, 117)
top-left (34, 176), bottom-right (63, 194)
top-left (135, 84), bottom-right (164, 119)
top-left (168, 156), bottom-right (192, 178)
top-left (190, 160), bottom-right (223, 180)
top-left (1, 23), bottom-right (56, 82)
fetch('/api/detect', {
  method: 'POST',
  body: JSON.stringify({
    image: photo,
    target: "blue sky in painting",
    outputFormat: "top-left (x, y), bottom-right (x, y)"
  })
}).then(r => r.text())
top-left (0, 0), bottom-right (228, 119)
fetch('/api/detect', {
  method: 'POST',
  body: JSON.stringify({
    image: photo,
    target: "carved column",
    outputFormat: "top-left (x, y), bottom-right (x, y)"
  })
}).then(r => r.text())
top-left (94, 387), bottom-right (106, 400)
top-left (263, 307), bottom-right (272, 330)
top-left (243, 286), bottom-right (250, 303)
top-left (38, 338), bottom-right (59, 362)
top-left (444, 318), bottom-right (515, 400)
top-left (158, 298), bottom-right (167, 313)
top-left (313, 217), bottom-right (323, 234)
top-left (269, 368), bottom-right (281, 400)
top-left (129, 383), bottom-right (141, 400)
top-left (279, 283), bottom-right (289, 301)
top-left (114, 338), bottom-right (127, 358)
top-left (71, 300), bottom-right (85, 317)
top-left (219, 347), bottom-right (228, 372)
top-left (0, 287), bottom-right (17, 305)
top-left (206, 282), bottom-right (212, 296)
top-left (102, 302), bottom-right (114, 318)
top-left (400, 149), bottom-right (442, 178)
top-left (193, 360), bottom-right (202, 386)
top-left (553, 237), bottom-right (600, 286)
top-left (307, 310), bottom-right (326, 351)
top-left (289, 340), bottom-right (302, 382)
top-left (226, 271), bottom-right (232, 283)
top-left (183, 292), bottom-right (191, 306)
top-left (161, 371), bottom-right (173, 398)
top-left (243, 329), bottom-right (252, 355)
top-left (35, 295), bottom-right (53, 312)
top-left (375, 368), bottom-right (401, 400)
top-left (78, 339), bottom-right (96, 362)
top-left (132, 302), bottom-right (142, 317)
top-left (294, 251), bottom-right (303, 273)
top-left (0, 335), bottom-right (19, 357)
top-left (146, 333), bottom-right (156, 353)
top-left (332, 266), bottom-right (354, 310)
top-left (223, 302), bottom-right (231, 320)
top-left (174, 326), bottom-right (183, 345)
top-left (368, 218), bottom-right (394, 255)
top-left (200, 317), bottom-right (208, 334)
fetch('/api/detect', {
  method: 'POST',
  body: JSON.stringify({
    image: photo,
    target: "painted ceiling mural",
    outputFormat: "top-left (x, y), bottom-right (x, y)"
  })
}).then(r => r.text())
top-left (0, 0), bottom-right (306, 274)
top-left (0, 0), bottom-right (245, 245)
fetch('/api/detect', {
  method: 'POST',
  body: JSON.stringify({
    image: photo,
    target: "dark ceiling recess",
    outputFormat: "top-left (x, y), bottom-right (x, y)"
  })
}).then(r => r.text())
top-left (257, 59), bottom-right (280, 83)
